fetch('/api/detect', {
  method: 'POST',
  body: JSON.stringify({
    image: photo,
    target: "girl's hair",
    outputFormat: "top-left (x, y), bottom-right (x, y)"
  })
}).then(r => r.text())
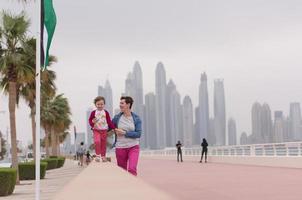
top-left (94, 96), bottom-right (106, 104)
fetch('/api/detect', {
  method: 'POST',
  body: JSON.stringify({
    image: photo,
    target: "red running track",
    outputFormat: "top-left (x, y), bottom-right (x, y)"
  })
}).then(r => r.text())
top-left (137, 158), bottom-right (302, 200)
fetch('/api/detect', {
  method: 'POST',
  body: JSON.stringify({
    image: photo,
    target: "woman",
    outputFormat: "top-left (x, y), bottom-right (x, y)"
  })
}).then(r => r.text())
top-left (200, 138), bottom-right (208, 163)
top-left (112, 96), bottom-right (142, 176)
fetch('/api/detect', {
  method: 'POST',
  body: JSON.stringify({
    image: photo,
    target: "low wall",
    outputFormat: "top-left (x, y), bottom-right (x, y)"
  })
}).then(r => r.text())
top-left (52, 162), bottom-right (173, 200)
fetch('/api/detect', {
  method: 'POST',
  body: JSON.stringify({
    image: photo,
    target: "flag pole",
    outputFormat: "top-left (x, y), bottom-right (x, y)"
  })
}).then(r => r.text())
top-left (35, 0), bottom-right (41, 199)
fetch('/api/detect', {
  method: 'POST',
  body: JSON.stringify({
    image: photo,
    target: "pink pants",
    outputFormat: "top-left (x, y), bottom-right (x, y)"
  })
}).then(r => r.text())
top-left (93, 130), bottom-right (107, 157)
top-left (115, 145), bottom-right (140, 176)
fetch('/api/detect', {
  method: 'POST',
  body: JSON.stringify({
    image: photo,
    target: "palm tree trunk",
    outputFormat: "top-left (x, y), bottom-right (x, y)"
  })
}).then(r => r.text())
top-left (30, 113), bottom-right (36, 160)
top-left (51, 128), bottom-right (57, 156)
top-left (45, 127), bottom-right (50, 157)
top-left (56, 134), bottom-right (60, 156)
top-left (8, 81), bottom-right (19, 183)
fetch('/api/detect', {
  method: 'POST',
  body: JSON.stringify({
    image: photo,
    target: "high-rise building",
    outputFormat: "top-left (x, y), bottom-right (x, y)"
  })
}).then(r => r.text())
top-left (155, 62), bottom-right (167, 149)
top-left (251, 102), bottom-right (273, 144)
top-left (98, 80), bottom-right (113, 116)
top-left (251, 102), bottom-right (262, 143)
top-left (63, 133), bottom-right (72, 155)
top-left (123, 62), bottom-right (145, 147)
top-left (145, 93), bottom-right (157, 149)
top-left (86, 108), bottom-right (94, 148)
top-left (132, 61), bottom-right (144, 114)
top-left (166, 80), bottom-right (177, 147)
top-left (208, 118), bottom-right (216, 146)
top-left (273, 111), bottom-right (284, 143)
top-left (289, 103), bottom-right (302, 141)
top-left (228, 118), bottom-right (237, 145)
top-left (171, 90), bottom-right (183, 143)
top-left (194, 107), bottom-right (200, 145)
top-left (183, 96), bottom-right (194, 147)
top-left (214, 79), bottom-right (226, 146)
top-left (240, 132), bottom-right (248, 145)
top-left (261, 103), bottom-right (273, 143)
top-left (198, 73), bottom-right (210, 143)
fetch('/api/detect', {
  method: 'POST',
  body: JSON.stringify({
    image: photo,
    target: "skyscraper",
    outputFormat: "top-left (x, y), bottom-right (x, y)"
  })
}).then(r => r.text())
top-left (145, 93), bottom-right (157, 149)
top-left (123, 62), bottom-right (145, 147)
top-left (132, 61), bottom-right (144, 114)
top-left (125, 72), bottom-right (135, 97)
top-left (261, 103), bottom-right (273, 143)
top-left (194, 107), bottom-right (200, 145)
top-left (166, 80), bottom-right (177, 147)
top-left (198, 73), bottom-right (210, 143)
top-left (273, 111), bottom-right (284, 143)
top-left (86, 108), bottom-right (94, 149)
top-left (155, 62), bottom-right (167, 149)
top-left (251, 102), bottom-right (273, 144)
top-left (251, 102), bottom-right (262, 143)
top-left (63, 133), bottom-right (72, 155)
top-left (183, 96), bottom-right (194, 147)
top-left (171, 90), bottom-right (183, 143)
top-left (289, 103), bottom-right (302, 141)
top-left (214, 79), bottom-right (226, 146)
top-left (98, 80), bottom-right (113, 116)
top-left (240, 132), bottom-right (248, 145)
top-left (228, 118), bottom-right (237, 145)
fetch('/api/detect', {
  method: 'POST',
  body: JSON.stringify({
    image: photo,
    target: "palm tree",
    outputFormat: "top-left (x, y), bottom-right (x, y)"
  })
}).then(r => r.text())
top-left (41, 94), bottom-right (71, 157)
top-left (20, 37), bottom-right (57, 160)
top-left (0, 11), bottom-right (31, 183)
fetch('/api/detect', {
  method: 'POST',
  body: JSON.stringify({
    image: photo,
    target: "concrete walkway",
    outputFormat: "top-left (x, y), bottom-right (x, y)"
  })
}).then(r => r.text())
top-left (2, 159), bottom-right (83, 200)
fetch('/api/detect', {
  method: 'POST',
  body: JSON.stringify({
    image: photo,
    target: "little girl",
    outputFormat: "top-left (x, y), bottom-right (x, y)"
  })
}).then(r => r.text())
top-left (89, 96), bottom-right (115, 162)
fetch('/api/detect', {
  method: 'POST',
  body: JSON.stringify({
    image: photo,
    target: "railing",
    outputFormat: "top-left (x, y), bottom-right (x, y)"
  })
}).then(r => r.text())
top-left (141, 141), bottom-right (302, 157)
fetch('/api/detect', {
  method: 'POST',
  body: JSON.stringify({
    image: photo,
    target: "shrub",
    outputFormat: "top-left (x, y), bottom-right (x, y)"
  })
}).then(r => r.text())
top-left (0, 168), bottom-right (17, 196)
top-left (57, 157), bottom-right (66, 168)
top-left (18, 162), bottom-right (48, 180)
top-left (41, 158), bottom-right (58, 170)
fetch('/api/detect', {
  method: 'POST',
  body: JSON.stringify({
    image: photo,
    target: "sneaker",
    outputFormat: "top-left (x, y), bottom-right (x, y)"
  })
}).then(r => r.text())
top-left (95, 156), bottom-right (101, 162)
top-left (101, 157), bottom-right (107, 162)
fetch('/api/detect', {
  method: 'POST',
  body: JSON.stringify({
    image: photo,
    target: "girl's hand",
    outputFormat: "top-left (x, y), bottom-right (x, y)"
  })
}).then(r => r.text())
top-left (92, 118), bottom-right (97, 124)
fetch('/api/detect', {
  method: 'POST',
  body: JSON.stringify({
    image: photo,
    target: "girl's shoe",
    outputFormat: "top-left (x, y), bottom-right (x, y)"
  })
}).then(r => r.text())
top-left (95, 156), bottom-right (101, 162)
top-left (101, 157), bottom-right (107, 162)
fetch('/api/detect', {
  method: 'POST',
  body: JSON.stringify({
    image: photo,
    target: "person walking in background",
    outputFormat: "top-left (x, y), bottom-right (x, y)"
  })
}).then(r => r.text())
top-left (77, 142), bottom-right (85, 166)
top-left (85, 150), bottom-right (91, 165)
top-left (176, 140), bottom-right (183, 162)
top-left (112, 96), bottom-right (142, 176)
top-left (200, 138), bottom-right (208, 163)
top-left (89, 96), bottom-right (115, 162)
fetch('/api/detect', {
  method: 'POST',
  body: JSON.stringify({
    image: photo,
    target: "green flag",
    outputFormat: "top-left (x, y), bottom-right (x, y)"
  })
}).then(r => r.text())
top-left (44, 0), bottom-right (57, 67)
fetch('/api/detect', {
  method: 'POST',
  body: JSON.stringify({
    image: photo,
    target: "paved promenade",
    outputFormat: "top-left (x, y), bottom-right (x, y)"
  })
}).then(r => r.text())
top-left (2, 156), bottom-right (302, 200)
top-left (138, 157), bottom-right (302, 200)
top-left (2, 159), bottom-right (83, 200)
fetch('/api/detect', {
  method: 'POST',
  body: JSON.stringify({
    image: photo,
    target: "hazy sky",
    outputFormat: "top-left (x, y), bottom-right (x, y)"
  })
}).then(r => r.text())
top-left (0, 0), bottom-right (302, 145)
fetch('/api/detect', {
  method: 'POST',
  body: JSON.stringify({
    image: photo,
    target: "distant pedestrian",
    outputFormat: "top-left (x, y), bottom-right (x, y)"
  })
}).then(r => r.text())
top-left (200, 138), bottom-right (208, 163)
top-left (77, 142), bottom-right (85, 166)
top-left (176, 140), bottom-right (183, 162)
top-left (86, 150), bottom-right (91, 165)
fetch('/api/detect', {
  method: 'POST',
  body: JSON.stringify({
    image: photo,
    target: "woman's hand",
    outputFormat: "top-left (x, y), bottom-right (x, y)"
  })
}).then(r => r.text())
top-left (115, 128), bottom-right (126, 136)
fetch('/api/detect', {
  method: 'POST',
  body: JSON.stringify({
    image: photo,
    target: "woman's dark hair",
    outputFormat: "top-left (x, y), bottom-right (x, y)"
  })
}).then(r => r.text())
top-left (94, 96), bottom-right (106, 104)
top-left (121, 96), bottom-right (134, 109)
top-left (202, 138), bottom-right (207, 143)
